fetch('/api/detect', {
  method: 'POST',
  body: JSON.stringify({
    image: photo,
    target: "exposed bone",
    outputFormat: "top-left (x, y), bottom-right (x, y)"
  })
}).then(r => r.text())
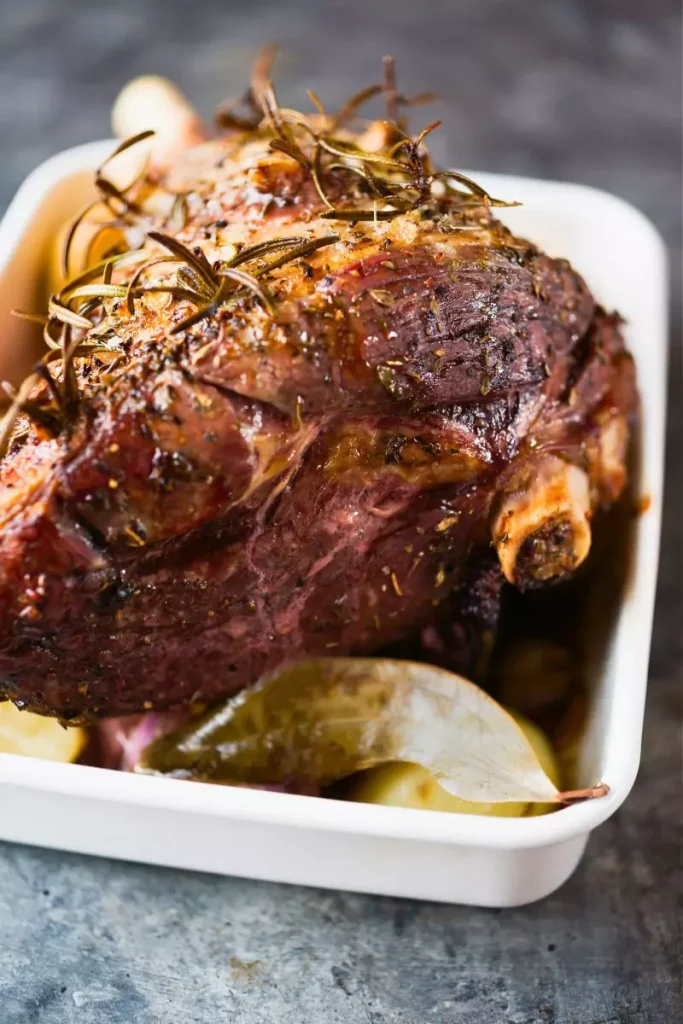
top-left (588, 412), bottom-right (629, 504)
top-left (492, 455), bottom-right (592, 588)
top-left (357, 120), bottom-right (396, 153)
top-left (112, 75), bottom-right (209, 165)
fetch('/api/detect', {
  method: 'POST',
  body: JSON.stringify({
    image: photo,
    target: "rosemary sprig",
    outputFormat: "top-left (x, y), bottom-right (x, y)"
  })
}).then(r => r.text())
top-left (311, 144), bottom-right (336, 210)
top-left (47, 297), bottom-right (93, 332)
top-left (0, 376), bottom-right (35, 456)
top-left (66, 284), bottom-right (129, 302)
top-left (125, 255), bottom-right (185, 314)
top-left (11, 310), bottom-right (49, 327)
top-left (327, 79), bottom-right (436, 133)
top-left (236, 234), bottom-right (339, 275)
top-left (306, 89), bottom-right (328, 119)
top-left (328, 83), bottom-right (383, 132)
top-left (2, 54), bottom-right (518, 462)
top-left (62, 200), bottom-right (99, 278)
top-left (97, 129), bottom-right (156, 176)
top-left (94, 128), bottom-right (156, 218)
top-left (34, 361), bottom-right (63, 409)
top-left (217, 48), bottom-right (516, 222)
top-left (316, 134), bottom-right (405, 170)
top-left (177, 264), bottom-right (213, 297)
top-left (431, 170), bottom-right (521, 208)
top-left (59, 249), bottom-right (147, 298)
top-left (0, 366), bottom-right (63, 457)
top-left (61, 130), bottom-right (156, 277)
top-left (59, 324), bottom-right (81, 428)
top-left (216, 268), bottom-right (276, 314)
top-left (168, 233), bottom-right (339, 334)
top-left (147, 231), bottom-right (217, 291)
top-left (326, 161), bottom-right (397, 198)
top-left (168, 278), bottom-right (231, 335)
top-left (167, 271), bottom-right (270, 336)
top-left (94, 175), bottom-right (142, 217)
top-left (228, 236), bottom-right (308, 266)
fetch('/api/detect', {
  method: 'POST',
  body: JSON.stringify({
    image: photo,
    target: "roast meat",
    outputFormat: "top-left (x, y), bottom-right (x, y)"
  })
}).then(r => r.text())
top-left (0, 72), bottom-right (637, 718)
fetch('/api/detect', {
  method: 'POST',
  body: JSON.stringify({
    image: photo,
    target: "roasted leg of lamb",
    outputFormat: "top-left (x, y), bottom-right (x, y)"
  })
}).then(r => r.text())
top-left (0, 61), bottom-right (637, 719)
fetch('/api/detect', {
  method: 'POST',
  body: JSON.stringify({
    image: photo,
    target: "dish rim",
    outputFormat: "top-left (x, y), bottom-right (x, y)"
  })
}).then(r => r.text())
top-left (0, 140), bottom-right (669, 852)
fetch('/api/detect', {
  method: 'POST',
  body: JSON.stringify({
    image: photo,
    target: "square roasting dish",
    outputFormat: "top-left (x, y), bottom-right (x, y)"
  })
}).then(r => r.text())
top-left (0, 137), bottom-right (667, 907)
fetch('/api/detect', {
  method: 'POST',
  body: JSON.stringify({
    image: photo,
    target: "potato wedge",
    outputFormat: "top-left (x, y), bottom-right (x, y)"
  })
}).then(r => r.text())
top-left (0, 702), bottom-right (86, 762)
top-left (510, 710), bottom-right (562, 816)
top-left (497, 640), bottom-right (574, 717)
top-left (341, 709), bottom-right (561, 817)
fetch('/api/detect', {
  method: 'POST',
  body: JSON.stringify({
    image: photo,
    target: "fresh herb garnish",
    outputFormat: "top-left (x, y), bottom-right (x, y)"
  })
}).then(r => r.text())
top-left (2, 51), bottom-right (517, 458)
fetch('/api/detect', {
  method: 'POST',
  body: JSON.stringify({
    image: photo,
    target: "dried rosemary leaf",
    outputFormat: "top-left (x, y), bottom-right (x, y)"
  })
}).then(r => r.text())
top-left (369, 289), bottom-right (395, 307)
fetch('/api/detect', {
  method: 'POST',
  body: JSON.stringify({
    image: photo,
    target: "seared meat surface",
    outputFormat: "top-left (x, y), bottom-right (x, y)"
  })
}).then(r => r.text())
top-left (0, 77), bottom-right (636, 718)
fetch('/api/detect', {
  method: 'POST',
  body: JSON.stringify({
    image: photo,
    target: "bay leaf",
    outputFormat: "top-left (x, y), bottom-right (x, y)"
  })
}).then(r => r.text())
top-left (138, 658), bottom-right (579, 803)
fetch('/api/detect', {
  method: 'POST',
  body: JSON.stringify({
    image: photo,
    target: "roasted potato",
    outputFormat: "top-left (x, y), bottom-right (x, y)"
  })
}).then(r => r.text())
top-left (0, 702), bottom-right (86, 762)
top-left (342, 709), bottom-right (561, 817)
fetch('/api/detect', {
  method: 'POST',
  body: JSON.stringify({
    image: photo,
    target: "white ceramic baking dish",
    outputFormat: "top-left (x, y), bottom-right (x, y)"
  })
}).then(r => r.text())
top-left (0, 142), bottom-right (667, 906)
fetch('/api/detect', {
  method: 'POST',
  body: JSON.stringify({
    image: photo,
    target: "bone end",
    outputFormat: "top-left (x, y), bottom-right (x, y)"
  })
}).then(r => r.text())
top-left (492, 456), bottom-right (592, 589)
top-left (591, 413), bottom-right (629, 505)
top-left (112, 75), bottom-right (208, 158)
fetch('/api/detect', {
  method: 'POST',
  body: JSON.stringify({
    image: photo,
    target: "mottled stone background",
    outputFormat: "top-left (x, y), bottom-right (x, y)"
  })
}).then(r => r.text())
top-left (0, 1), bottom-right (680, 1022)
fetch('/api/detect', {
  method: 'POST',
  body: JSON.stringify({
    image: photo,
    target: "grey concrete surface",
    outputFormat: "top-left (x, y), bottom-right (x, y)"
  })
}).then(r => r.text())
top-left (0, 2), bottom-right (680, 1022)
